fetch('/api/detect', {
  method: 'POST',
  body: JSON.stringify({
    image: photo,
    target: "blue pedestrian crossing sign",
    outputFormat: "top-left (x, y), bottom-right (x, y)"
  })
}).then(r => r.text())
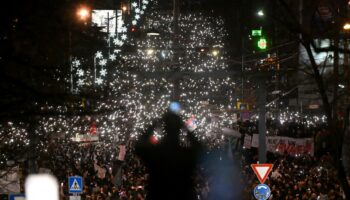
top-left (68, 176), bottom-right (83, 193)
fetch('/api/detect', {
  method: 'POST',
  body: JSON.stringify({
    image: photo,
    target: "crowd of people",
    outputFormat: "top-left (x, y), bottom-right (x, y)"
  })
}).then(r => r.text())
top-left (242, 151), bottom-right (346, 199)
top-left (238, 118), bottom-right (332, 157)
top-left (10, 117), bottom-right (348, 200)
top-left (43, 141), bottom-right (149, 200)
top-left (238, 118), bottom-right (329, 138)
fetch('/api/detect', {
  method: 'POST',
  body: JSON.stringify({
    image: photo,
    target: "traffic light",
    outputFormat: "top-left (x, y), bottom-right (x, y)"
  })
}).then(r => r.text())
top-left (251, 29), bottom-right (262, 37)
top-left (251, 29), bottom-right (267, 50)
top-left (257, 38), bottom-right (267, 50)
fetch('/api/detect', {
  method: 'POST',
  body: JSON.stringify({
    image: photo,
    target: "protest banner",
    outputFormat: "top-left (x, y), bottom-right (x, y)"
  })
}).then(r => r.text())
top-left (243, 135), bottom-right (252, 149)
top-left (251, 134), bottom-right (314, 156)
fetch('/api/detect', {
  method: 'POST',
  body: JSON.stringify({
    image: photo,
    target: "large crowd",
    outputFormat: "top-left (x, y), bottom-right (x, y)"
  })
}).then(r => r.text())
top-left (10, 119), bottom-right (348, 200)
top-left (242, 151), bottom-right (346, 199)
top-left (238, 118), bottom-right (329, 138)
top-left (238, 119), bottom-right (332, 157)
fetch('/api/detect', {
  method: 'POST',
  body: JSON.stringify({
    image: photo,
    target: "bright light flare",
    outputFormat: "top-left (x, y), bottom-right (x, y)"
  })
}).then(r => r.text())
top-left (169, 102), bottom-right (181, 114)
top-left (25, 174), bottom-right (59, 200)
top-left (343, 23), bottom-right (350, 30)
top-left (146, 48), bottom-right (155, 55)
top-left (212, 49), bottom-right (219, 56)
top-left (77, 6), bottom-right (90, 21)
top-left (122, 6), bottom-right (128, 12)
top-left (257, 10), bottom-right (264, 17)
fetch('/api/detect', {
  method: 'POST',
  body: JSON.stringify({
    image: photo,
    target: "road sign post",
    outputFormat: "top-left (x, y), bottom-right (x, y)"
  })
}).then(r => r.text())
top-left (69, 195), bottom-right (81, 200)
top-left (251, 164), bottom-right (273, 200)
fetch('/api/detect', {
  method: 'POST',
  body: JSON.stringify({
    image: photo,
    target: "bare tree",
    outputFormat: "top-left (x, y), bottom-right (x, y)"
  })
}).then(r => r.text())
top-left (273, 0), bottom-right (350, 197)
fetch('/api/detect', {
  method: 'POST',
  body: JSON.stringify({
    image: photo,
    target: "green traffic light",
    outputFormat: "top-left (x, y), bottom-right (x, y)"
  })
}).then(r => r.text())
top-left (257, 38), bottom-right (267, 50)
top-left (252, 29), bottom-right (262, 37)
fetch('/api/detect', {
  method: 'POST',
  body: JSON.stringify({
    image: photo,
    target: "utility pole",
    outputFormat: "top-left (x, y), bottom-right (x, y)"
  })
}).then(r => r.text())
top-left (257, 74), bottom-right (267, 163)
top-left (107, 11), bottom-right (110, 56)
top-left (27, 117), bottom-right (39, 174)
top-left (241, 37), bottom-right (244, 104)
top-left (172, 0), bottom-right (180, 101)
top-left (298, 0), bottom-right (303, 112)
top-left (105, 11), bottom-right (115, 56)
top-left (69, 31), bottom-right (74, 93)
top-left (94, 55), bottom-right (97, 87)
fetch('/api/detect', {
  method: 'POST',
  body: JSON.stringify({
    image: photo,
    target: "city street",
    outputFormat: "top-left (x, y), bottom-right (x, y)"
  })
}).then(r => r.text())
top-left (0, 0), bottom-right (350, 199)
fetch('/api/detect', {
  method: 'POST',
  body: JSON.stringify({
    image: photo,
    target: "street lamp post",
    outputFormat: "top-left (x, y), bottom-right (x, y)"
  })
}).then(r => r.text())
top-left (104, 12), bottom-right (115, 56)
top-left (344, 23), bottom-right (350, 98)
top-left (255, 9), bottom-right (267, 163)
top-left (69, 6), bottom-right (90, 93)
top-left (241, 35), bottom-right (245, 108)
top-left (257, 74), bottom-right (267, 164)
top-left (69, 31), bottom-right (73, 93)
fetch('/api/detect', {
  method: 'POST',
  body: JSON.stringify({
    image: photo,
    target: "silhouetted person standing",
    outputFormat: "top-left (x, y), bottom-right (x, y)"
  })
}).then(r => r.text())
top-left (135, 112), bottom-right (202, 200)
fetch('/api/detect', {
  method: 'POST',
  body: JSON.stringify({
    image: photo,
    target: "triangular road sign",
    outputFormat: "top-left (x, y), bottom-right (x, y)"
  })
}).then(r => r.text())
top-left (251, 164), bottom-right (273, 184)
top-left (70, 179), bottom-right (81, 191)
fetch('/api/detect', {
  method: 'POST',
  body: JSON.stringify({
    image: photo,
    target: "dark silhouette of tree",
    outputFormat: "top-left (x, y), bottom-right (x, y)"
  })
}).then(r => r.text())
top-left (272, 0), bottom-right (350, 197)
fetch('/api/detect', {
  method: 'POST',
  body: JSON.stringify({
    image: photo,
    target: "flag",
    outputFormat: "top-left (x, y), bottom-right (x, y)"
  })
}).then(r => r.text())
top-left (118, 145), bottom-right (126, 161)
top-left (94, 162), bottom-right (106, 179)
top-left (89, 122), bottom-right (97, 135)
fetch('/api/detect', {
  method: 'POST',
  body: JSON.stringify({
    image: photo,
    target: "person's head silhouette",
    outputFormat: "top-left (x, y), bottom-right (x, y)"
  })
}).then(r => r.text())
top-left (162, 111), bottom-right (184, 146)
top-left (135, 108), bottom-right (203, 200)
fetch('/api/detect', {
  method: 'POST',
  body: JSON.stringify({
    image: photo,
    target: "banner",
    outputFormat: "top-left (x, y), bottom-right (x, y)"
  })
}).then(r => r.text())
top-left (72, 134), bottom-right (99, 142)
top-left (241, 112), bottom-right (251, 121)
top-left (232, 113), bottom-right (238, 123)
top-left (251, 134), bottom-right (314, 156)
top-left (221, 128), bottom-right (241, 138)
top-left (118, 145), bottom-right (126, 161)
top-left (243, 135), bottom-right (252, 149)
top-left (94, 163), bottom-right (106, 179)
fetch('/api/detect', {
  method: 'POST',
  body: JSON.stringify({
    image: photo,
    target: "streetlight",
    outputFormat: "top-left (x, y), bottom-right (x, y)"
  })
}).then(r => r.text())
top-left (77, 6), bottom-right (90, 21)
top-left (211, 49), bottom-right (219, 57)
top-left (146, 48), bottom-right (155, 56)
top-left (122, 6), bottom-right (128, 12)
top-left (69, 5), bottom-right (91, 93)
top-left (257, 10), bottom-right (264, 17)
top-left (343, 23), bottom-right (350, 30)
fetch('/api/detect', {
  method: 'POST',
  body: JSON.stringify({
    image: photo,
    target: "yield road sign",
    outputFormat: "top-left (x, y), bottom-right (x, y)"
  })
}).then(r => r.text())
top-left (251, 164), bottom-right (273, 184)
